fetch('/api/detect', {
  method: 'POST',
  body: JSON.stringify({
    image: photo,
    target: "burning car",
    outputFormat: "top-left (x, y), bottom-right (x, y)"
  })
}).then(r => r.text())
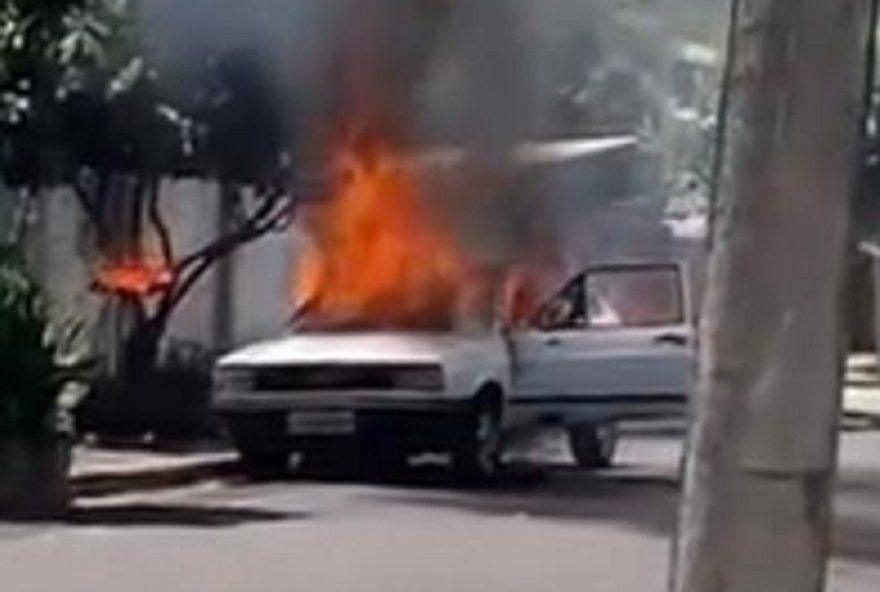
top-left (212, 136), bottom-right (693, 480)
top-left (214, 262), bottom-right (692, 480)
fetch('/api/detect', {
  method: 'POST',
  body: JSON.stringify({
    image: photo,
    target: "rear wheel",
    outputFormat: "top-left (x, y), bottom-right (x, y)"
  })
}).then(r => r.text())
top-left (568, 423), bottom-right (619, 469)
top-left (453, 394), bottom-right (503, 484)
top-left (226, 413), bottom-right (291, 474)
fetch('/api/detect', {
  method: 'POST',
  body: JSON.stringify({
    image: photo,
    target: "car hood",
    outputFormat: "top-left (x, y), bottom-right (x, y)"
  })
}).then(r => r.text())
top-left (217, 331), bottom-right (497, 368)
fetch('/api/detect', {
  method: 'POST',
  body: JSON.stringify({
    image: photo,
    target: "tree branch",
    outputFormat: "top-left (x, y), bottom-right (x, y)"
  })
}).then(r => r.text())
top-left (155, 186), bottom-right (292, 321)
top-left (146, 178), bottom-right (174, 265)
top-left (174, 186), bottom-right (288, 274)
top-left (72, 173), bottom-right (112, 248)
top-left (72, 177), bottom-right (101, 227)
top-left (161, 256), bottom-right (214, 320)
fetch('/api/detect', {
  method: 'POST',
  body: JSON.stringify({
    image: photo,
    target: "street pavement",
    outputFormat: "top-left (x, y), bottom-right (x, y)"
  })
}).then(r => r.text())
top-left (1, 355), bottom-right (878, 591)
top-left (2, 425), bottom-right (880, 592)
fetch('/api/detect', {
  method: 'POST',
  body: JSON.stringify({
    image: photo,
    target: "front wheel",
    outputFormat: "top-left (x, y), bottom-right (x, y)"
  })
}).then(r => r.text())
top-left (452, 401), bottom-right (503, 484)
top-left (568, 423), bottom-right (619, 469)
top-left (226, 413), bottom-right (291, 474)
top-left (298, 441), bottom-right (357, 476)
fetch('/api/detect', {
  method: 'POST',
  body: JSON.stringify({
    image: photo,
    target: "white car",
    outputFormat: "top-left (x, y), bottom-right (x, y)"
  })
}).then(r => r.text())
top-left (213, 262), bottom-right (693, 479)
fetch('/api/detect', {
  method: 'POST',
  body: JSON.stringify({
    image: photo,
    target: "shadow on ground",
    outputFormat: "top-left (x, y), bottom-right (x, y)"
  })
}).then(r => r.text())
top-left (64, 503), bottom-right (302, 528)
top-left (225, 447), bottom-right (880, 566)
top-left (66, 428), bottom-right (880, 566)
top-left (365, 465), bottom-right (680, 537)
top-left (225, 457), bottom-right (681, 540)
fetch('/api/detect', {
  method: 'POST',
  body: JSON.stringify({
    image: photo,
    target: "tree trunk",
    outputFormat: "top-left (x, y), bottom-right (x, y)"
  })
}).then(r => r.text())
top-left (212, 184), bottom-right (237, 351)
top-left (122, 316), bottom-right (165, 385)
top-left (671, 2), bottom-right (872, 592)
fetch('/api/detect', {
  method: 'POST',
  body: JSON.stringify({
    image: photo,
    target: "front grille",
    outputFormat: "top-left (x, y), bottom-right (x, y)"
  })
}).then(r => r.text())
top-left (238, 364), bottom-right (443, 391)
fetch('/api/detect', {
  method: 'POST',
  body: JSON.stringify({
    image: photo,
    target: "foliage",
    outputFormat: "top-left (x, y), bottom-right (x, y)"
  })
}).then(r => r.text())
top-left (1, 0), bottom-right (108, 181)
top-left (76, 339), bottom-right (214, 439)
top-left (1, 0), bottom-right (292, 184)
top-left (1, 0), bottom-right (296, 381)
top-left (673, 105), bottom-right (717, 202)
top-left (0, 247), bottom-right (88, 438)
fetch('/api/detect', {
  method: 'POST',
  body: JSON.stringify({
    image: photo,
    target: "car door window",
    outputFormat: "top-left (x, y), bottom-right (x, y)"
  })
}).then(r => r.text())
top-left (533, 274), bottom-right (587, 331)
top-left (585, 266), bottom-right (684, 328)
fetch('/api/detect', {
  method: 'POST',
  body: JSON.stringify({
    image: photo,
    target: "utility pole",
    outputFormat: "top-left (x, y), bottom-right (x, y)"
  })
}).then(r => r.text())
top-left (671, 1), bottom-right (875, 592)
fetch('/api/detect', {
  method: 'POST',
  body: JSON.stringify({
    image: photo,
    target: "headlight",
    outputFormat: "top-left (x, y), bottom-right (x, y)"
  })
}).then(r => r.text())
top-left (213, 367), bottom-right (254, 392)
top-left (391, 365), bottom-right (445, 391)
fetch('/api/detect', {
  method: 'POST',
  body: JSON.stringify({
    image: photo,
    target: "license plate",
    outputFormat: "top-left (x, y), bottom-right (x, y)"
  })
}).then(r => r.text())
top-left (287, 411), bottom-right (356, 436)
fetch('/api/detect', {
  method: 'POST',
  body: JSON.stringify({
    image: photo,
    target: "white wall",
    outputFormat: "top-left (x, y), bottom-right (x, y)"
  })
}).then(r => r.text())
top-left (33, 182), bottom-right (294, 358)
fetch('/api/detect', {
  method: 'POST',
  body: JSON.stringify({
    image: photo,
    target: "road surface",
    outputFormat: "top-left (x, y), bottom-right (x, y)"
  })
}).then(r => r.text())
top-left (2, 427), bottom-right (879, 592)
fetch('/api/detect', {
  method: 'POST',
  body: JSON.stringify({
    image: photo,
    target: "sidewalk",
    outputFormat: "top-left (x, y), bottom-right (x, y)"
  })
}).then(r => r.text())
top-left (70, 445), bottom-right (237, 497)
top-left (844, 353), bottom-right (880, 420)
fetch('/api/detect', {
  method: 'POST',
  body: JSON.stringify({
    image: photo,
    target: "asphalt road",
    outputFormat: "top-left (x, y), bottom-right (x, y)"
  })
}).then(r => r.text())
top-left (2, 427), bottom-right (880, 592)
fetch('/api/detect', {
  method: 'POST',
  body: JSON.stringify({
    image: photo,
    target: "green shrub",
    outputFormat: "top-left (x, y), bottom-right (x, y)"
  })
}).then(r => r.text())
top-left (0, 248), bottom-right (87, 439)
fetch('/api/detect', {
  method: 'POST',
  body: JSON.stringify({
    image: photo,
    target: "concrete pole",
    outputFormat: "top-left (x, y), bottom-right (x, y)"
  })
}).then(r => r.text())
top-left (671, 1), bottom-right (874, 591)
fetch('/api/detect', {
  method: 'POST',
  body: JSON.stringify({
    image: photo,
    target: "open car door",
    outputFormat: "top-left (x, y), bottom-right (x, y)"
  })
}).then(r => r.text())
top-left (510, 263), bottom-right (693, 422)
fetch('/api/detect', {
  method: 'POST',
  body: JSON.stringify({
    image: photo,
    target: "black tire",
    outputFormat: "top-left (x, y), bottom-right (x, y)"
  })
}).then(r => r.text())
top-left (568, 423), bottom-right (619, 469)
top-left (452, 396), bottom-right (503, 484)
top-left (239, 448), bottom-right (291, 474)
top-left (226, 413), bottom-right (291, 474)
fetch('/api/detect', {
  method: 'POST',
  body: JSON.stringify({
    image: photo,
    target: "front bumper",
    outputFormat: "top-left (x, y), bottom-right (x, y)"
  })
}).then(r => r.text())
top-left (216, 390), bottom-right (474, 448)
top-left (212, 389), bottom-right (471, 413)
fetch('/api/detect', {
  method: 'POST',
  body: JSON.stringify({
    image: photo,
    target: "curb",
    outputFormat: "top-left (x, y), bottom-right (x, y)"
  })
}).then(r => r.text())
top-left (70, 455), bottom-right (239, 498)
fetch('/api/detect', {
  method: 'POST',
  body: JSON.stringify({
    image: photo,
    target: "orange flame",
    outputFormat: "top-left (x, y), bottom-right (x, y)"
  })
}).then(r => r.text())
top-left (502, 269), bottom-right (543, 328)
top-left (294, 135), bottom-right (482, 330)
top-left (93, 256), bottom-right (173, 297)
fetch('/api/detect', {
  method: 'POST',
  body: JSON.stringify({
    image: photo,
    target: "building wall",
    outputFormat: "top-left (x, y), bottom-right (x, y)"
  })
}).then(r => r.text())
top-left (33, 182), bottom-right (294, 360)
top-left (231, 229), bottom-right (294, 346)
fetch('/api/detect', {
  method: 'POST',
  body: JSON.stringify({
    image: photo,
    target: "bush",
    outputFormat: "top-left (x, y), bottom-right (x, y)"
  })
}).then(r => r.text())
top-left (76, 340), bottom-right (216, 442)
top-left (0, 248), bottom-right (86, 440)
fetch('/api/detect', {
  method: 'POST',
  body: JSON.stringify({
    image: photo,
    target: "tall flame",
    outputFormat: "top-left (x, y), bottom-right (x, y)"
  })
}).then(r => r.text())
top-left (294, 135), bottom-right (480, 330)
